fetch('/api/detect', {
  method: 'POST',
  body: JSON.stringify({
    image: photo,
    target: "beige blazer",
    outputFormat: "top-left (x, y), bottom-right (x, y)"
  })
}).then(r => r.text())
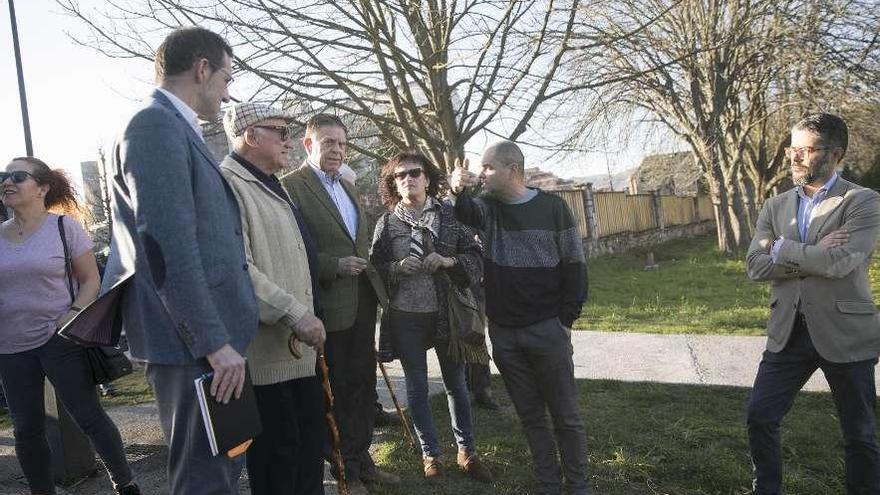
top-left (746, 177), bottom-right (880, 362)
top-left (219, 156), bottom-right (316, 385)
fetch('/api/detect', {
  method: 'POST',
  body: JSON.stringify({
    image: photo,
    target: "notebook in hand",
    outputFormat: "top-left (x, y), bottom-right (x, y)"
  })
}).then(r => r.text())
top-left (194, 369), bottom-right (262, 457)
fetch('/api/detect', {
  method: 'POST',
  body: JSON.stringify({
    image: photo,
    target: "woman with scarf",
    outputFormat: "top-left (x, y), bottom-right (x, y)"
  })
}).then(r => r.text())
top-left (371, 151), bottom-right (493, 482)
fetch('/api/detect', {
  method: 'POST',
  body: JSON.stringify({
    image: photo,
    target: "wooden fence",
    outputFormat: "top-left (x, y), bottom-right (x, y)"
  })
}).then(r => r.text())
top-left (547, 186), bottom-right (715, 241)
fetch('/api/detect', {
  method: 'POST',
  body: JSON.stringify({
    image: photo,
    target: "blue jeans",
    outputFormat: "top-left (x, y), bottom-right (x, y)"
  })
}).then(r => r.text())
top-left (0, 334), bottom-right (133, 494)
top-left (388, 309), bottom-right (475, 458)
top-left (747, 314), bottom-right (880, 494)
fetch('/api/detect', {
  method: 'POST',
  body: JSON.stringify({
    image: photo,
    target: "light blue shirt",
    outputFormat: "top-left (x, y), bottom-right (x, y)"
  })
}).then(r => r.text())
top-left (308, 160), bottom-right (358, 240)
top-left (771, 173), bottom-right (839, 262)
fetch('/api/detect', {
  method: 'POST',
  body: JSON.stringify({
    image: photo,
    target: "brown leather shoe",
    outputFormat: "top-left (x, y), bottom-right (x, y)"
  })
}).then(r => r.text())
top-left (423, 456), bottom-right (444, 479)
top-left (457, 450), bottom-right (493, 482)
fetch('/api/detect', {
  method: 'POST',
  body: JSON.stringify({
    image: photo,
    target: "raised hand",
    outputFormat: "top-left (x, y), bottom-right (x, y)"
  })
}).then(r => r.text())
top-left (449, 157), bottom-right (478, 194)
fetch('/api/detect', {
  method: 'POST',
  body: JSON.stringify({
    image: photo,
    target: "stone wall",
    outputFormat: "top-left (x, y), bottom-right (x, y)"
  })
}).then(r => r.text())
top-left (584, 220), bottom-right (716, 258)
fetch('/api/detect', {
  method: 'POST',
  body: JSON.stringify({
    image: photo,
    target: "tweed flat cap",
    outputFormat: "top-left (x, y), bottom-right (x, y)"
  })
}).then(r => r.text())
top-left (223, 102), bottom-right (295, 138)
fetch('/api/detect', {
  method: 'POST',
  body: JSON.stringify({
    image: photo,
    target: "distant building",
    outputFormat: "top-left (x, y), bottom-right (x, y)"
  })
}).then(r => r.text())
top-left (627, 151), bottom-right (704, 196)
top-left (524, 167), bottom-right (576, 190)
top-left (80, 161), bottom-right (106, 224)
top-left (80, 160), bottom-right (111, 261)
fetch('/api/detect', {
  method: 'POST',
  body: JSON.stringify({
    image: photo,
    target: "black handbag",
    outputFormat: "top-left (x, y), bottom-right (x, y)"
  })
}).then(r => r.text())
top-left (58, 216), bottom-right (133, 384)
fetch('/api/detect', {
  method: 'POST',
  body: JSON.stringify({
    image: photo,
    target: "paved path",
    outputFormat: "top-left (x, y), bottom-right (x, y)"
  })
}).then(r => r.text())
top-left (1, 330), bottom-right (869, 494)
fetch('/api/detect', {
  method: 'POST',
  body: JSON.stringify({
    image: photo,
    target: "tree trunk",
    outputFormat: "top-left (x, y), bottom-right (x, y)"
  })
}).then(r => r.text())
top-left (707, 165), bottom-right (751, 254)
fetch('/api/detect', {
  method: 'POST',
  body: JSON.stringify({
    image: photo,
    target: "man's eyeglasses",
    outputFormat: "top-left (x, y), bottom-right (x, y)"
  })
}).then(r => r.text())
top-left (393, 168), bottom-right (424, 180)
top-left (784, 146), bottom-right (831, 158)
top-left (0, 171), bottom-right (36, 184)
top-left (253, 125), bottom-right (291, 141)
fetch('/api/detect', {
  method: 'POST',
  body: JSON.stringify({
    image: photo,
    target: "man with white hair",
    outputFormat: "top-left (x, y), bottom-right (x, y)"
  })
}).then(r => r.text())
top-left (219, 102), bottom-right (327, 495)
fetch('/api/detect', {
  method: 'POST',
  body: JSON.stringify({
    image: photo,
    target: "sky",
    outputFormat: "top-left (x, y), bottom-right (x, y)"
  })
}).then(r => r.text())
top-left (1, 0), bottom-right (681, 188)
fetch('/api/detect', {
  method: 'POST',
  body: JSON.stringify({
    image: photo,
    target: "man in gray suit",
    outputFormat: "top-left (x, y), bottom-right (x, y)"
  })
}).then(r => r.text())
top-left (101, 27), bottom-right (258, 494)
top-left (746, 113), bottom-right (880, 493)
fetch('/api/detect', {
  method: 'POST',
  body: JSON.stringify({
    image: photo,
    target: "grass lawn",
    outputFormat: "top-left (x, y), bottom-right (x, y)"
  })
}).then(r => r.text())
top-left (574, 234), bottom-right (880, 335)
top-left (0, 373), bottom-right (853, 493)
top-left (373, 378), bottom-right (851, 495)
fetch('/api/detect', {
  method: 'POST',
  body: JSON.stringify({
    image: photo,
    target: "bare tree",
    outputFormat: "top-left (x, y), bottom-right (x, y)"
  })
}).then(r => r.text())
top-left (57, 0), bottom-right (648, 173)
top-left (568, 0), bottom-right (880, 253)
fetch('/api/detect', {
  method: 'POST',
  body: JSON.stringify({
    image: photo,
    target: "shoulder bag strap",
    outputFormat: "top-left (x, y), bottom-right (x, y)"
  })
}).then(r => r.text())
top-left (57, 215), bottom-right (75, 305)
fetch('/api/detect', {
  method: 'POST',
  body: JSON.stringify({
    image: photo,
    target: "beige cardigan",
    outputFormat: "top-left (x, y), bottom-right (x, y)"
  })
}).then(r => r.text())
top-left (219, 155), bottom-right (316, 385)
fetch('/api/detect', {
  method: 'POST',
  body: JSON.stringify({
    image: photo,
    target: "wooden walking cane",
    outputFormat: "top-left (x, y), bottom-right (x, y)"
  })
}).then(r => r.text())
top-left (377, 361), bottom-right (418, 450)
top-left (316, 347), bottom-right (349, 495)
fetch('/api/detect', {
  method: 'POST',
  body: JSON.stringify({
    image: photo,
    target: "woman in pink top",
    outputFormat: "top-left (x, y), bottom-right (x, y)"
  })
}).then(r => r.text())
top-left (0, 157), bottom-right (139, 495)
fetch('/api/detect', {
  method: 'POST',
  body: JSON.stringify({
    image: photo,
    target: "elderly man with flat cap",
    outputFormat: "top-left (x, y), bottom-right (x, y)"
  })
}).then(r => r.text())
top-left (219, 102), bottom-right (327, 495)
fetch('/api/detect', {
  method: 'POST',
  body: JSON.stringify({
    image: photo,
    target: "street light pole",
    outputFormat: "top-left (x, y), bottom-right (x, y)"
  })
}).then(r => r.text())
top-left (8, 0), bottom-right (33, 156)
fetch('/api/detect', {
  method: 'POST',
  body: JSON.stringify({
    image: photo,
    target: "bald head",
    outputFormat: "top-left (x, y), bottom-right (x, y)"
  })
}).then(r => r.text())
top-left (482, 140), bottom-right (525, 178)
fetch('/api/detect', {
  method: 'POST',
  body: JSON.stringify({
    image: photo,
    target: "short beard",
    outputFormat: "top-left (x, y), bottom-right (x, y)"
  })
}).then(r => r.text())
top-left (793, 173), bottom-right (814, 187)
top-left (793, 160), bottom-right (831, 187)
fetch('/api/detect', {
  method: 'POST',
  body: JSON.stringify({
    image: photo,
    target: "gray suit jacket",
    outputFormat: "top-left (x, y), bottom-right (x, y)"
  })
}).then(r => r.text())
top-left (101, 90), bottom-right (258, 365)
top-left (746, 177), bottom-right (880, 362)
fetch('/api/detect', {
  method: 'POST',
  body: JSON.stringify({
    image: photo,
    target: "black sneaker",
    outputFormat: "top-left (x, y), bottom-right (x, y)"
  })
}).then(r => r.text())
top-left (374, 405), bottom-right (399, 427)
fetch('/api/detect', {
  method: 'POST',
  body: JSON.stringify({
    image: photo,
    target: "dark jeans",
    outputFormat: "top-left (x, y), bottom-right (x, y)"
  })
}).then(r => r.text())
top-left (146, 362), bottom-right (244, 495)
top-left (489, 317), bottom-right (589, 495)
top-left (247, 376), bottom-right (326, 495)
top-left (0, 334), bottom-right (133, 494)
top-left (324, 278), bottom-right (378, 482)
top-left (388, 309), bottom-right (475, 458)
top-left (747, 315), bottom-right (880, 494)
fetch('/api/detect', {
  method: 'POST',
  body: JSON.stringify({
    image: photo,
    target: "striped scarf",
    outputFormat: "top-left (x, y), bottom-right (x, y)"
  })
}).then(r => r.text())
top-left (393, 197), bottom-right (439, 259)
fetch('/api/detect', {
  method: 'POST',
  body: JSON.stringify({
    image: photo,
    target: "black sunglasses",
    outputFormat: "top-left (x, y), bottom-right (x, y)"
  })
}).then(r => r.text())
top-left (392, 168), bottom-right (424, 180)
top-left (0, 171), bottom-right (37, 184)
top-left (253, 124), bottom-right (291, 141)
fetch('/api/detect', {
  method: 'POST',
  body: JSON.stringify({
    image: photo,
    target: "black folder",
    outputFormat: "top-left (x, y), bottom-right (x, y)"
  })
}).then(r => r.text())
top-left (194, 368), bottom-right (262, 457)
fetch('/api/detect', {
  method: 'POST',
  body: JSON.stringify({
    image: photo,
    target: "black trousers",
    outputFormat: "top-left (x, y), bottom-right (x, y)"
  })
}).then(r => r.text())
top-left (247, 376), bottom-right (326, 495)
top-left (324, 278), bottom-right (378, 482)
top-left (0, 334), bottom-right (133, 494)
top-left (747, 314), bottom-right (880, 494)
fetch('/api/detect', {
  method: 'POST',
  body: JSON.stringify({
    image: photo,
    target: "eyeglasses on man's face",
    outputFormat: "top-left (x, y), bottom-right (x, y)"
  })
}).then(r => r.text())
top-left (393, 168), bottom-right (424, 181)
top-left (253, 125), bottom-right (291, 141)
top-left (0, 171), bottom-right (37, 184)
top-left (784, 146), bottom-right (831, 159)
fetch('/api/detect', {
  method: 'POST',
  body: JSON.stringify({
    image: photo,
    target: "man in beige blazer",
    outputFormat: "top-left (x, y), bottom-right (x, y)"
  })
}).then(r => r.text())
top-left (280, 114), bottom-right (395, 494)
top-left (746, 113), bottom-right (880, 493)
top-left (219, 102), bottom-right (326, 494)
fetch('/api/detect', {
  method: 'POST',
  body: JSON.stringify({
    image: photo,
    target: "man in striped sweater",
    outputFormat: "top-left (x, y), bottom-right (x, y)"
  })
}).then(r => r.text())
top-left (449, 141), bottom-right (590, 495)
